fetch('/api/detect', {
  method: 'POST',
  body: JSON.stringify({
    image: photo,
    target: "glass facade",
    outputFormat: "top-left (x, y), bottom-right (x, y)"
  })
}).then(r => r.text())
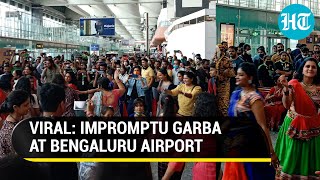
top-left (215, 0), bottom-right (320, 54)
top-left (217, 0), bottom-right (320, 16)
top-left (0, 1), bottom-right (109, 58)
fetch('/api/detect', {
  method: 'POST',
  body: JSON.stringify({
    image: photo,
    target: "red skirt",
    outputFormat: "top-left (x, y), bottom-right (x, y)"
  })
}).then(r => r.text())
top-left (264, 103), bottom-right (286, 129)
top-left (222, 163), bottom-right (247, 180)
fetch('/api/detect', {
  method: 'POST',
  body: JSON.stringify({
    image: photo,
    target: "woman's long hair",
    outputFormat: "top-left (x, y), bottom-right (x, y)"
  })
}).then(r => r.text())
top-left (0, 90), bottom-right (29, 114)
top-left (97, 77), bottom-right (113, 91)
top-left (238, 62), bottom-right (259, 89)
top-left (160, 94), bottom-right (175, 117)
top-left (52, 74), bottom-right (67, 88)
top-left (65, 72), bottom-right (77, 85)
top-left (47, 58), bottom-right (56, 70)
top-left (159, 68), bottom-right (172, 82)
top-left (14, 77), bottom-right (35, 104)
top-left (193, 92), bottom-right (217, 117)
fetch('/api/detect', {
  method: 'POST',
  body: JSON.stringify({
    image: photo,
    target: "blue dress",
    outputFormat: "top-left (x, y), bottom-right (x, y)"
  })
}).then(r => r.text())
top-left (223, 89), bottom-right (275, 180)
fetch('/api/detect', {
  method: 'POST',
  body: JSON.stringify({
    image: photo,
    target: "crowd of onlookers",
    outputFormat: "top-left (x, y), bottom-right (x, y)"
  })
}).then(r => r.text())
top-left (0, 41), bottom-right (319, 179)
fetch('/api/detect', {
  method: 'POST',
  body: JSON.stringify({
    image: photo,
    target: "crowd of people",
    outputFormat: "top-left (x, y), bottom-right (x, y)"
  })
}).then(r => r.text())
top-left (0, 41), bottom-right (319, 179)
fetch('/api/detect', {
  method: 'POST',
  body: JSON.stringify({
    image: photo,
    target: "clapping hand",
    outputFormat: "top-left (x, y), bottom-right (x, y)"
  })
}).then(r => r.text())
top-left (279, 75), bottom-right (288, 88)
top-left (86, 100), bottom-right (94, 113)
top-left (114, 69), bottom-right (120, 79)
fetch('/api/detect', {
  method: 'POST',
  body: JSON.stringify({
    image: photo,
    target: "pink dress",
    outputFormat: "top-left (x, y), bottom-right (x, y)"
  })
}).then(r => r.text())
top-left (168, 162), bottom-right (216, 180)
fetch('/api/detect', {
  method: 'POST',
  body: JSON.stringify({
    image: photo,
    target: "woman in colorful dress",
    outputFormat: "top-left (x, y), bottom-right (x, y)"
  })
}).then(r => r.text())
top-left (264, 75), bottom-right (286, 131)
top-left (216, 56), bottom-right (235, 116)
top-left (65, 72), bottom-right (78, 90)
top-left (52, 74), bottom-right (79, 117)
top-left (275, 57), bottom-right (320, 179)
top-left (156, 68), bottom-right (173, 117)
top-left (0, 90), bottom-right (30, 158)
top-left (87, 70), bottom-right (126, 117)
top-left (157, 94), bottom-right (183, 180)
top-left (223, 62), bottom-right (278, 180)
top-left (162, 92), bottom-right (217, 180)
top-left (15, 77), bottom-right (40, 118)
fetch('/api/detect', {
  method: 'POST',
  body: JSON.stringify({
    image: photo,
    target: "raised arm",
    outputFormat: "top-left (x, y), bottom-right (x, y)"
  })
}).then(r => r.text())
top-left (279, 75), bottom-right (293, 109)
top-left (114, 70), bottom-right (126, 96)
top-left (251, 99), bottom-right (279, 169)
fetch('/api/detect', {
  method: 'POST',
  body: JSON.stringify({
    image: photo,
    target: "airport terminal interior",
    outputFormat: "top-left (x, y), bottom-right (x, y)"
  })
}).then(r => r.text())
top-left (0, 0), bottom-right (320, 179)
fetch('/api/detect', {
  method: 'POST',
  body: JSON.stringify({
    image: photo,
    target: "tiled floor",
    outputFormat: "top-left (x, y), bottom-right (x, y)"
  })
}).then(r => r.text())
top-left (151, 131), bottom-right (279, 180)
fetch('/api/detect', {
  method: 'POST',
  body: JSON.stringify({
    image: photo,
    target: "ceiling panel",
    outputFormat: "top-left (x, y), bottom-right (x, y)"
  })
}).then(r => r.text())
top-left (34, 0), bottom-right (163, 41)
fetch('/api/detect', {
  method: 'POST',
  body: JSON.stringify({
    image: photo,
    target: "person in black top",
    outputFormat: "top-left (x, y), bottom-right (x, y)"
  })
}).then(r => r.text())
top-left (196, 59), bottom-right (210, 91)
top-left (295, 47), bottom-right (309, 71)
top-left (229, 46), bottom-right (244, 73)
top-left (258, 56), bottom-right (275, 87)
top-left (39, 83), bottom-right (79, 180)
top-left (241, 44), bottom-right (253, 63)
top-left (228, 46), bottom-right (244, 93)
top-left (274, 52), bottom-right (293, 81)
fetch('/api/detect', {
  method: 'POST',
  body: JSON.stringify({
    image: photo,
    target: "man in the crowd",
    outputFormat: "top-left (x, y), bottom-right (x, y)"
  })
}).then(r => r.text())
top-left (229, 46), bottom-right (244, 73)
top-left (252, 46), bottom-right (266, 69)
top-left (39, 83), bottom-right (78, 180)
top-left (128, 56), bottom-right (135, 74)
top-left (242, 44), bottom-right (253, 63)
top-left (161, 60), bottom-right (173, 77)
top-left (0, 63), bottom-right (12, 79)
top-left (291, 44), bottom-right (302, 60)
top-left (195, 55), bottom-right (203, 70)
top-left (258, 56), bottom-right (275, 87)
top-left (313, 44), bottom-right (320, 54)
top-left (173, 50), bottom-right (187, 64)
top-left (167, 55), bottom-right (173, 66)
top-left (274, 51), bottom-right (293, 80)
top-left (184, 61), bottom-right (195, 73)
top-left (93, 62), bottom-right (107, 87)
top-left (221, 41), bottom-right (229, 56)
top-left (40, 83), bottom-right (65, 117)
top-left (238, 42), bottom-right (245, 49)
top-left (12, 60), bottom-right (22, 73)
top-left (180, 55), bottom-right (187, 64)
top-left (236, 46), bottom-right (243, 57)
top-left (141, 58), bottom-right (154, 116)
top-left (196, 59), bottom-right (210, 91)
top-left (222, 41), bottom-right (228, 50)
top-left (271, 43), bottom-right (290, 62)
top-left (295, 47), bottom-right (309, 70)
top-left (292, 44), bottom-right (307, 66)
top-left (272, 45), bottom-right (277, 55)
top-left (229, 46), bottom-right (244, 93)
top-left (172, 59), bottom-right (185, 86)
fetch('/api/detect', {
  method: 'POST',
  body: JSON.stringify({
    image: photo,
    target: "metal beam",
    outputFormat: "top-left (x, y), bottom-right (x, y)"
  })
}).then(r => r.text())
top-left (100, 4), bottom-right (135, 40)
top-left (40, 0), bottom-right (163, 6)
top-left (78, 16), bottom-right (158, 19)
top-left (67, 6), bottom-right (90, 17)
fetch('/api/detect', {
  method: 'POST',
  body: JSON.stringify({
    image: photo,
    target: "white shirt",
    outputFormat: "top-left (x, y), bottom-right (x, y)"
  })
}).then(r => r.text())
top-left (119, 73), bottom-right (129, 84)
top-left (172, 67), bottom-right (185, 85)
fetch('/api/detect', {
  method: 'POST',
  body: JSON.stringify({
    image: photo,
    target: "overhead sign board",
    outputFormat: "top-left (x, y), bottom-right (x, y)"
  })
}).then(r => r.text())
top-left (36, 43), bottom-right (43, 49)
top-left (80, 18), bottom-right (115, 36)
top-left (90, 44), bottom-right (100, 51)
